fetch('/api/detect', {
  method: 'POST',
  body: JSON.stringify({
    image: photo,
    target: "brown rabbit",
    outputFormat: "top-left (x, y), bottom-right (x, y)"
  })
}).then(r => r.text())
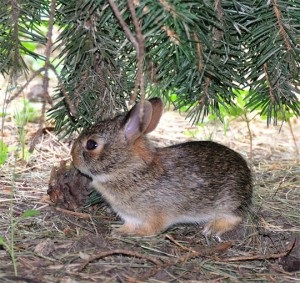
top-left (71, 98), bottom-right (252, 237)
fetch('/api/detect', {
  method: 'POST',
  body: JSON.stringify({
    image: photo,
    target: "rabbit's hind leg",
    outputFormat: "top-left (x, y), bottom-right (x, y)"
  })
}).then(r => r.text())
top-left (202, 214), bottom-right (242, 240)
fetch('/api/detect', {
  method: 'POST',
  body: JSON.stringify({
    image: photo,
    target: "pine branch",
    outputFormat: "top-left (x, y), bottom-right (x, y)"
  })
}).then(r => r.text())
top-left (108, 0), bottom-right (145, 104)
top-left (242, 0), bottom-right (300, 124)
top-left (108, 0), bottom-right (138, 48)
top-left (2, 0), bottom-right (298, 138)
top-left (29, 0), bottom-right (57, 152)
top-left (0, 0), bottom-right (47, 94)
top-left (49, 0), bottom-right (131, 137)
top-left (127, 0), bottom-right (145, 104)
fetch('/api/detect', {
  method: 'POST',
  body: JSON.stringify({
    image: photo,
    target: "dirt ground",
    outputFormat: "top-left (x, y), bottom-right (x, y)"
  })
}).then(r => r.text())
top-left (0, 96), bottom-right (300, 282)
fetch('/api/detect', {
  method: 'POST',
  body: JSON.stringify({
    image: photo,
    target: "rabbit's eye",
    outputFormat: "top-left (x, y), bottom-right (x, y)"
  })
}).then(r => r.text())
top-left (86, 139), bottom-right (98, 150)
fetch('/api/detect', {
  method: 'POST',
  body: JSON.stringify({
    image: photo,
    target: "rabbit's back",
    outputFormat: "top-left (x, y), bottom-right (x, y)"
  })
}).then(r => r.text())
top-left (155, 141), bottom-right (252, 210)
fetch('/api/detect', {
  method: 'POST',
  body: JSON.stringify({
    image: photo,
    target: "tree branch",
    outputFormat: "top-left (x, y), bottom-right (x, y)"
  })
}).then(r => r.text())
top-left (107, 0), bottom-right (138, 49)
top-left (108, 0), bottom-right (145, 104)
top-left (193, 32), bottom-right (203, 72)
top-left (272, 0), bottom-right (292, 51)
top-left (127, 0), bottom-right (145, 104)
top-left (263, 63), bottom-right (275, 105)
top-left (30, 0), bottom-right (56, 152)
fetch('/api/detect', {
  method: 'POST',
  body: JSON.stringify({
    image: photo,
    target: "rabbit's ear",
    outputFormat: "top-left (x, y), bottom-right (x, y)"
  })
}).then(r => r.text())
top-left (144, 97), bottom-right (163, 134)
top-left (124, 100), bottom-right (153, 142)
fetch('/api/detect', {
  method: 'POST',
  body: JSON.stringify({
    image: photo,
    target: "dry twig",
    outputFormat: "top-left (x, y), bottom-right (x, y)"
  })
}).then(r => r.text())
top-left (219, 238), bottom-right (296, 262)
top-left (165, 234), bottom-right (197, 253)
top-left (55, 207), bottom-right (91, 220)
top-left (79, 249), bottom-right (162, 271)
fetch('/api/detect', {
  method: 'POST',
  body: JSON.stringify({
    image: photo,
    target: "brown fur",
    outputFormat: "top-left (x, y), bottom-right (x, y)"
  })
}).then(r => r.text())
top-left (71, 98), bottom-right (252, 237)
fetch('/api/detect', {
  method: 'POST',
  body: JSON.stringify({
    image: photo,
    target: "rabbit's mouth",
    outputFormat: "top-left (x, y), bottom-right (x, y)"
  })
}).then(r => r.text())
top-left (93, 173), bottom-right (111, 183)
top-left (72, 162), bottom-right (93, 179)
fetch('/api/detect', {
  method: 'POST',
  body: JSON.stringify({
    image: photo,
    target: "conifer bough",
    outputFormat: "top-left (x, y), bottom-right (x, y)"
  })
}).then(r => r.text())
top-left (0, 0), bottom-right (299, 137)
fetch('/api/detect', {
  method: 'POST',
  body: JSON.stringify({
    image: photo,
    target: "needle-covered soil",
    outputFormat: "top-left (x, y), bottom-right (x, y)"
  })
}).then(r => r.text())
top-left (0, 100), bottom-right (299, 282)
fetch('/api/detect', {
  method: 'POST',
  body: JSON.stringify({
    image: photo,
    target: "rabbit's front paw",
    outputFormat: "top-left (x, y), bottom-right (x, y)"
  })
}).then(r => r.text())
top-left (203, 215), bottom-right (242, 239)
top-left (112, 216), bottom-right (167, 237)
top-left (112, 223), bottom-right (157, 237)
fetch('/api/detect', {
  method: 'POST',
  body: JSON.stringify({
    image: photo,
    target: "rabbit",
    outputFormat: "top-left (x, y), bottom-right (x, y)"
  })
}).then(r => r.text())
top-left (71, 97), bottom-right (252, 238)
